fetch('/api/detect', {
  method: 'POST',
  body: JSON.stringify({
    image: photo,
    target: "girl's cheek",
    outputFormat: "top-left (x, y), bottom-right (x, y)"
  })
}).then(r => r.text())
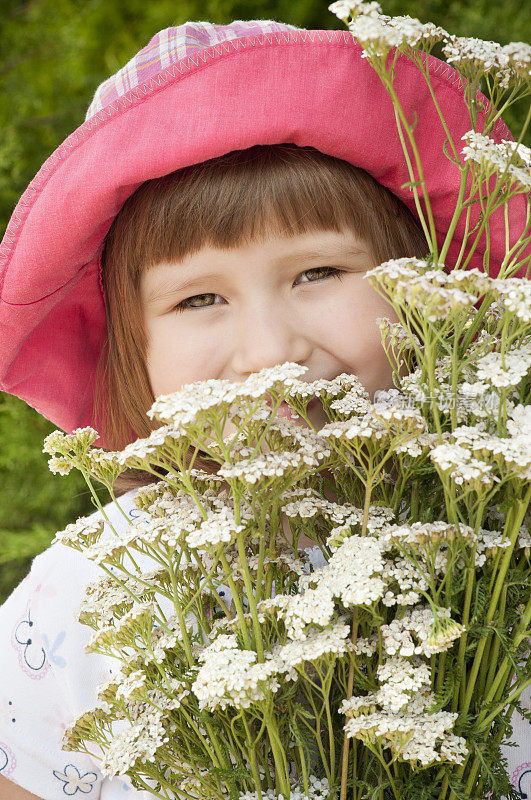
top-left (147, 316), bottom-right (228, 396)
top-left (318, 290), bottom-right (396, 389)
top-left (316, 289), bottom-right (384, 345)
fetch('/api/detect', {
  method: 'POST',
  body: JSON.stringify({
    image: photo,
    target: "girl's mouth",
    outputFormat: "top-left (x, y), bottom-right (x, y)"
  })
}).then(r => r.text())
top-left (265, 395), bottom-right (320, 418)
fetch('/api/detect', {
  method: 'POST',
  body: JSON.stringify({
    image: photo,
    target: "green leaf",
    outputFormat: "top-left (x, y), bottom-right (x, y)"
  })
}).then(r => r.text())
top-left (443, 136), bottom-right (461, 165)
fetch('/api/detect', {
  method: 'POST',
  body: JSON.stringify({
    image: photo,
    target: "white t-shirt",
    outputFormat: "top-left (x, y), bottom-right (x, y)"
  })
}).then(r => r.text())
top-left (0, 489), bottom-right (529, 799)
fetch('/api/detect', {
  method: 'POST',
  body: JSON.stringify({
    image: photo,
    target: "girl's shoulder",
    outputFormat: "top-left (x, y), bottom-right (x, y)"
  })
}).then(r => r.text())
top-left (0, 488), bottom-right (146, 799)
top-left (0, 489), bottom-right (145, 661)
top-left (1, 488), bottom-right (141, 613)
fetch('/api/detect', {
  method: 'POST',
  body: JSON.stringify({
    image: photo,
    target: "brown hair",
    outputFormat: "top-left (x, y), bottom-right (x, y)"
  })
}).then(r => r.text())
top-left (94, 143), bottom-right (428, 494)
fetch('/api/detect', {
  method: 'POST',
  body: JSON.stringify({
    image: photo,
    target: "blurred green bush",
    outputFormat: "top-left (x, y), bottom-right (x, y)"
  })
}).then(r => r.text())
top-left (0, 394), bottom-right (101, 603)
top-left (1, 0), bottom-right (529, 603)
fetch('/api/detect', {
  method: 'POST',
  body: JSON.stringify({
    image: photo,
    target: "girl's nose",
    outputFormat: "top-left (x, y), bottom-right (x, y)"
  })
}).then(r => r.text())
top-left (231, 303), bottom-right (312, 376)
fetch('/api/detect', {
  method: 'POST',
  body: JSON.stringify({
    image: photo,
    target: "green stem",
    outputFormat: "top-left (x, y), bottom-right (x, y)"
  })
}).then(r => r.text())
top-left (379, 750), bottom-right (400, 800)
top-left (323, 671), bottom-right (336, 779)
top-left (218, 550), bottom-right (252, 651)
top-left (481, 583), bottom-right (507, 698)
top-left (265, 714), bottom-right (291, 798)
top-left (340, 609), bottom-right (360, 800)
top-left (166, 557), bottom-right (194, 666)
top-left (254, 501), bottom-right (271, 605)
top-left (439, 164), bottom-right (472, 265)
top-left (436, 773), bottom-right (449, 800)
top-left (478, 675), bottom-right (531, 733)
top-left (379, 68), bottom-right (439, 259)
top-left (476, 590), bottom-right (531, 730)
top-left (297, 741), bottom-right (310, 795)
top-left (452, 197), bottom-right (472, 271)
top-left (241, 713), bottom-right (264, 799)
top-left (302, 685), bottom-right (333, 786)
top-left (462, 486), bottom-right (531, 716)
top-left (235, 527), bottom-right (264, 659)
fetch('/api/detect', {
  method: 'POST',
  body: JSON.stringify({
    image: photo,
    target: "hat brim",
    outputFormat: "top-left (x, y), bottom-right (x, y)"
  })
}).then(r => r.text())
top-left (0, 29), bottom-right (528, 443)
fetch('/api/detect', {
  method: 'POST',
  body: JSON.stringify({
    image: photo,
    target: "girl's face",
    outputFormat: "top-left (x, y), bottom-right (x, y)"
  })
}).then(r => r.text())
top-left (141, 228), bottom-right (403, 434)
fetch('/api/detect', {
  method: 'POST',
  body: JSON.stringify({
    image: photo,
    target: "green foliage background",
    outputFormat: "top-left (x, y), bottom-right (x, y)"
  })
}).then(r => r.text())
top-left (1, 0), bottom-right (529, 604)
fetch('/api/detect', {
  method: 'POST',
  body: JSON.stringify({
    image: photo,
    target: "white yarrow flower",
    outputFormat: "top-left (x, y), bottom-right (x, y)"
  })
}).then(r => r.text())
top-left (218, 447), bottom-right (327, 484)
top-left (192, 636), bottom-right (280, 711)
top-left (263, 536), bottom-right (386, 640)
top-left (52, 515), bottom-right (104, 549)
top-left (185, 506), bottom-right (246, 549)
top-left (443, 36), bottom-right (517, 88)
top-left (100, 708), bottom-right (168, 777)
top-left (348, 14), bottom-right (404, 58)
top-left (348, 13), bottom-right (448, 59)
top-left (507, 404), bottom-right (531, 437)
top-left (148, 363), bottom-right (308, 425)
top-left (501, 41), bottom-right (531, 79)
top-left (380, 606), bottom-right (464, 658)
top-left (491, 278), bottom-right (531, 323)
top-left (341, 684), bottom-right (467, 767)
top-left (461, 131), bottom-right (531, 192)
top-left (430, 442), bottom-right (498, 489)
top-left (239, 776), bottom-right (330, 800)
top-left (269, 619), bottom-right (352, 678)
top-left (475, 349), bottom-right (531, 388)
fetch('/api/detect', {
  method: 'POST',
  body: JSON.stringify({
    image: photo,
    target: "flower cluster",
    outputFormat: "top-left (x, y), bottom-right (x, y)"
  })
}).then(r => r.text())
top-left (429, 441), bottom-right (498, 490)
top-left (492, 279), bottom-right (531, 323)
top-left (349, 14), bottom-right (449, 59)
top-left (329, 1), bottom-right (449, 58)
top-left (259, 536), bottom-right (385, 640)
top-left (475, 344), bottom-right (531, 389)
top-left (380, 553), bottom-right (430, 606)
top-left (281, 487), bottom-right (394, 535)
top-left (431, 415), bottom-right (531, 487)
top-left (341, 683), bottom-right (468, 767)
top-left (380, 605), bottom-right (465, 658)
top-left (192, 634), bottom-right (280, 711)
top-left (268, 620), bottom-right (352, 680)
top-left (444, 36), bottom-right (531, 87)
top-left (318, 402), bottom-right (426, 451)
top-left (462, 130), bottom-right (531, 192)
top-left (399, 352), bottom-right (523, 425)
top-left (115, 425), bottom-right (190, 470)
top-left (239, 776), bottom-right (330, 800)
top-left (328, 0), bottom-right (383, 22)
top-left (148, 363), bottom-right (308, 427)
top-left (100, 707), bottom-right (169, 778)
top-left (365, 260), bottom-right (489, 322)
top-left (218, 445), bottom-right (330, 485)
top-left (185, 506), bottom-right (246, 549)
top-left (52, 353), bottom-right (529, 799)
top-left (43, 426), bottom-right (99, 475)
top-left (376, 317), bottom-right (421, 353)
top-left (287, 372), bottom-right (369, 401)
top-left (52, 514), bottom-right (104, 551)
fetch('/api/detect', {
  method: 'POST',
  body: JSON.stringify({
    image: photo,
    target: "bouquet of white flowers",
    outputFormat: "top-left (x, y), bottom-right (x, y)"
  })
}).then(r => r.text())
top-left (42, 3), bottom-right (530, 799)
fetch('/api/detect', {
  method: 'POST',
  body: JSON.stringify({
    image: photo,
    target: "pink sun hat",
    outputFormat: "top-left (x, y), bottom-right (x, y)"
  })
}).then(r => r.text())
top-left (0, 19), bottom-right (528, 446)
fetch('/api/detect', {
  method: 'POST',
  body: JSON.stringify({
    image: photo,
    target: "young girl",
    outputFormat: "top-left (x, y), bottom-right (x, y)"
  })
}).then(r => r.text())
top-left (0, 19), bottom-right (528, 800)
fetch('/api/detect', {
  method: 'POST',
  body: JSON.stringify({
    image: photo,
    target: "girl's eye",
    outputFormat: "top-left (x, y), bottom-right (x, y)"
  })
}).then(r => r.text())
top-left (172, 266), bottom-right (344, 312)
top-left (296, 266), bottom-right (343, 284)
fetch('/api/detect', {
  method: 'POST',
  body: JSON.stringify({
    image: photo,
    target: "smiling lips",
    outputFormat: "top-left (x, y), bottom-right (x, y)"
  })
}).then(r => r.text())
top-left (265, 394), bottom-right (319, 414)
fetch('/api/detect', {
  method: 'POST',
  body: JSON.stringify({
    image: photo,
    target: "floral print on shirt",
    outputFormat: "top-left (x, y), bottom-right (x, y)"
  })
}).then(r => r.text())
top-left (512, 761), bottom-right (531, 798)
top-left (12, 605), bottom-right (49, 679)
top-left (52, 764), bottom-right (98, 795)
top-left (0, 740), bottom-right (16, 777)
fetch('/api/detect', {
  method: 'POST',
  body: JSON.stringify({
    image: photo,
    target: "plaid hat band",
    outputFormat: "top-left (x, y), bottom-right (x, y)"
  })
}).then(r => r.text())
top-left (85, 21), bottom-right (302, 120)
